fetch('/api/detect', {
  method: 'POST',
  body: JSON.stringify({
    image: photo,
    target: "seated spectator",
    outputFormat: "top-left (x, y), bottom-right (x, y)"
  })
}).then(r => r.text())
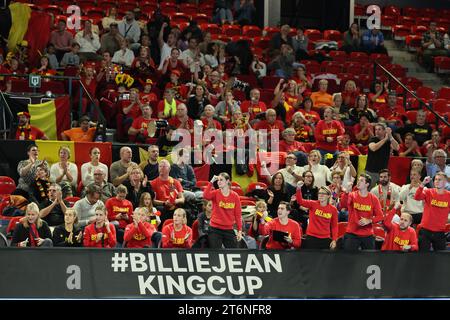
top-left (422, 130), bottom-right (446, 157)
top-left (299, 97), bottom-right (320, 126)
top-left (296, 183), bottom-right (338, 250)
top-left (274, 152), bottom-right (305, 193)
top-left (382, 206), bottom-right (418, 252)
top-left (81, 147), bottom-right (108, 187)
top-left (302, 150), bottom-right (332, 188)
top-left (102, 6), bottom-right (120, 31)
top-left (254, 108), bottom-right (285, 132)
top-left (141, 145), bottom-right (160, 181)
top-left (341, 80), bottom-right (360, 108)
top-left (396, 110), bottom-right (432, 146)
top-left (255, 171), bottom-right (293, 218)
top-left (332, 93), bottom-right (350, 125)
top-left (337, 133), bottom-right (361, 156)
top-left (213, 0), bottom-right (234, 25)
top-left (377, 91), bottom-right (408, 131)
top-left (61, 115), bottom-right (96, 142)
top-left (310, 79), bottom-right (333, 109)
top-left (349, 94), bottom-right (377, 124)
top-left (259, 202), bottom-right (302, 250)
top-left (157, 126), bottom-right (180, 157)
top-left (290, 111), bottom-right (314, 142)
top-left (361, 27), bottom-right (387, 54)
top-left (158, 23), bottom-right (179, 71)
top-left (268, 43), bottom-right (296, 78)
top-left (292, 64), bottom-right (312, 93)
top-left (160, 47), bottom-right (187, 78)
top-left (157, 89), bottom-right (180, 119)
top-left (234, 0), bottom-right (256, 25)
top-left (421, 21), bottom-right (447, 72)
top-left (203, 42), bottom-right (219, 69)
top-left (82, 168), bottom-right (116, 203)
top-left (269, 24), bottom-right (293, 51)
top-left (250, 54), bottom-right (267, 79)
top-left (139, 192), bottom-right (161, 228)
top-left (354, 114), bottom-right (375, 150)
top-left (370, 169), bottom-right (401, 215)
top-left (193, 200), bottom-right (213, 248)
top-left (444, 27), bottom-right (450, 51)
top-left (50, 19), bottom-right (74, 61)
top-left (122, 164), bottom-right (155, 210)
top-left (330, 151), bottom-right (357, 178)
top-left (399, 169), bottom-right (425, 226)
top-left (128, 104), bottom-right (157, 144)
top-left (273, 79), bottom-right (304, 123)
top-left (292, 27), bottom-right (310, 61)
top-left (315, 107), bottom-right (345, 159)
top-left (83, 205), bottom-right (117, 248)
top-left (279, 128), bottom-right (307, 164)
top-left (425, 149), bottom-right (450, 188)
top-left (162, 208), bottom-right (193, 248)
top-left (11, 203), bottom-right (53, 247)
top-left (170, 147), bottom-right (202, 203)
top-left (187, 84), bottom-right (210, 120)
top-left (124, 207), bottom-right (158, 248)
top-left (32, 55), bottom-right (56, 77)
top-left (121, 88), bottom-right (144, 129)
top-left (15, 144), bottom-right (49, 198)
top-left (75, 20), bottom-right (101, 62)
top-left (342, 23), bottom-right (361, 53)
top-left (38, 183), bottom-right (68, 227)
top-left (201, 70), bottom-right (225, 105)
top-left (201, 104), bottom-right (223, 130)
top-left (151, 160), bottom-right (185, 224)
top-left (60, 42), bottom-right (81, 67)
top-left (168, 103), bottom-right (194, 132)
top-left (105, 184), bottom-right (133, 244)
top-left (398, 133), bottom-right (422, 157)
top-left (74, 184), bottom-right (104, 228)
top-left (101, 22), bottom-right (123, 57)
top-left (112, 38), bottom-right (135, 67)
top-left (131, 46), bottom-right (156, 80)
top-left (45, 43), bottom-right (59, 69)
top-left (215, 90), bottom-right (241, 123)
top-left (14, 111), bottom-right (48, 141)
top-left (368, 80), bottom-right (389, 110)
top-left (118, 11), bottom-right (141, 52)
top-left (165, 69), bottom-right (189, 102)
top-left (139, 78), bottom-right (158, 105)
top-left (49, 146), bottom-right (78, 198)
top-left (180, 37), bottom-right (205, 74)
top-left (31, 164), bottom-right (51, 205)
top-left (52, 208), bottom-right (83, 247)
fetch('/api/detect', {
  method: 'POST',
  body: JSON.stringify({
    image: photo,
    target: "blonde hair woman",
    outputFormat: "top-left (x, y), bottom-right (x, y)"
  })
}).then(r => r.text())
top-left (302, 150), bottom-right (332, 188)
top-left (11, 202), bottom-right (53, 247)
top-left (52, 208), bottom-right (83, 247)
top-left (123, 164), bottom-right (154, 209)
top-left (50, 146), bottom-right (78, 198)
top-left (83, 204), bottom-right (117, 248)
top-left (161, 208), bottom-right (193, 248)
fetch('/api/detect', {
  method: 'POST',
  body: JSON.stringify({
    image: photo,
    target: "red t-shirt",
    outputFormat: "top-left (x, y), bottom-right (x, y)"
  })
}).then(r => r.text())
top-left (15, 125), bottom-right (46, 141)
top-left (341, 89), bottom-right (359, 107)
top-left (165, 82), bottom-right (189, 100)
top-left (338, 144), bottom-right (361, 156)
top-left (201, 118), bottom-right (222, 130)
top-left (261, 218), bottom-right (302, 249)
top-left (314, 120), bottom-right (345, 152)
top-left (254, 120), bottom-right (285, 132)
top-left (124, 221), bottom-right (155, 248)
top-left (83, 223), bottom-right (117, 248)
top-left (299, 109), bottom-right (320, 124)
top-left (377, 105), bottom-right (406, 126)
top-left (105, 197), bottom-right (134, 229)
top-left (296, 190), bottom-right (338, 240)
top-left (240, 100), bottom-right (267, 120)
top-left (150, 177), bottom-right (184, 202)
top-left (414, 186), bottom-right (450, 232)
top-left (168, 116), bottom-right (194, 130)
top-left (130, 117), bottom-right (157, 136)
top-left (368, 92), bottom-right (387, 109)
top-left (353, 123), bottom-right (374, 145)
top-left (121, 101), bottom-right (142, 119)
top-left (342, 191), bottom-right (384, 237)
top-left (279, 140), bottom-right (307, 153)
top-left (398, 143), bottom-right (422, 157)
top-left (381, 210), bottom-right (418, 251)
top-left (139, 92), bottom-right (158, 105)
top-left (203, 183), bottom-right (242, 231)
top-left (162, 223), bottom-right (193, 248)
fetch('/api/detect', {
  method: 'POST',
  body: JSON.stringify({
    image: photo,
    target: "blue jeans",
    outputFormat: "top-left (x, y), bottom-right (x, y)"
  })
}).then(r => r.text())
top-left (214, 8), bottom-right (233, 23)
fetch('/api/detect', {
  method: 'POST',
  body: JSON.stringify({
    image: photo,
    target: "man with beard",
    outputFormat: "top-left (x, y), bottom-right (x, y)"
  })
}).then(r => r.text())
top-left (14, 111), bottom-right (48, 141)
top-left (370, 169), bottom-right (401, 216)
top-left (141, 145), bottom-right (160, 181)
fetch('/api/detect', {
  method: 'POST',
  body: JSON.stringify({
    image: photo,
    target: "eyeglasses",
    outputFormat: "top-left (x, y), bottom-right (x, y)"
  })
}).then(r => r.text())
top-left (286, 157), bottom-right (297, 160)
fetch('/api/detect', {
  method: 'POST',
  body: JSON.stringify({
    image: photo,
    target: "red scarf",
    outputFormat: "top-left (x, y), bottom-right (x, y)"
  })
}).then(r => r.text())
top-left (378, 184), bottom-right (392, 214)
top-left (29, 223), bottom-right (40, 247)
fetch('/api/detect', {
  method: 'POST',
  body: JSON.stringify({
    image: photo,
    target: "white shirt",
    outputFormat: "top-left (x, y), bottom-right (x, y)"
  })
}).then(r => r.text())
top-left (277, 165), bottom-right (305, 187)
top-left (302, 164), bottom-right (331, 188)
top-left (75, 31), bottom-right (101, 53)
top-left (74, 198), bottom-right (105, 228)
top-left (180, 48), bottom-right (205, 73)
top-left (399, 184), bottom-right (424, 214)
top-left (158, 42), bottom-right (174, 70)
top-left (112, 48), bottom-right (135, 67)
top-left (80, 162), bottom-right (109, 187)
top-left (50, 162), bottom-right (78, 187)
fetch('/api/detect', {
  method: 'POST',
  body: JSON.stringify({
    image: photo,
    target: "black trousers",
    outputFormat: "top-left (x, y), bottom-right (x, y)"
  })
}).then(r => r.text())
top-left (418, 228), bottom-right (447, 252)
top-left (343, 233), bottom-right (375, 251)
top-left (208, 227), bottom-right (238, 249)
top-left (302, 235), bottom-right (331, 250)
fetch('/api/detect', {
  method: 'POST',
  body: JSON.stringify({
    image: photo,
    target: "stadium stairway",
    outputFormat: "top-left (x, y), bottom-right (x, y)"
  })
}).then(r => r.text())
top-left (384, 40), bottom-right (446, 91)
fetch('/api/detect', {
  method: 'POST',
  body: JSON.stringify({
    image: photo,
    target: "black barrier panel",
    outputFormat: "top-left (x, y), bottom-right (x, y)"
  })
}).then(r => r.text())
top-left (0, 248), bottom-right (449, 299)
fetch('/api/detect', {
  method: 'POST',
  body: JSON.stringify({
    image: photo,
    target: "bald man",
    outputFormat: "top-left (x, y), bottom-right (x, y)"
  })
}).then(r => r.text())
top-left (110, 147), bottom-right (137, 186)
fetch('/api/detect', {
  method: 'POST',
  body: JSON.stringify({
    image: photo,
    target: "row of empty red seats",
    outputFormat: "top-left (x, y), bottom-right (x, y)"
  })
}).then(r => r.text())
top-left (355, 3), bottom-right (450, 20)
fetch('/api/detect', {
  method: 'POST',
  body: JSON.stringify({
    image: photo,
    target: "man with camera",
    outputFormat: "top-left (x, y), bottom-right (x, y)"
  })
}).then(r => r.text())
top-left (128, 104), bottom-right (157, 144)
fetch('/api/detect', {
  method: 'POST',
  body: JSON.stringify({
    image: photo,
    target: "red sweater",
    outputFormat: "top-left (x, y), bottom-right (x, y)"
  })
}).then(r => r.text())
top-left (296, 189), bottom-right (338, 240)
top-left (260, 218), bottom-right (302, 249)
top-left (381, 210), bottom-right (418, 251)
top-left (342, 191), bottom-right (384, 236)
top-left (83, 223), bottom-right (117, 248)
top-left (279, 140), bottom-right (307, 153)
top-left (203, 183), bottom-right (242, 231)
top-left (314, 120), bottom-right (345, 152)
top-left (105, 197), bottom-right (134, 229)
top-left (414, 186), bottom-right (450, 232)
top-left (162, 223), bottom-right (193, 248)
top-left (124, 221), bottom-right (155, 248)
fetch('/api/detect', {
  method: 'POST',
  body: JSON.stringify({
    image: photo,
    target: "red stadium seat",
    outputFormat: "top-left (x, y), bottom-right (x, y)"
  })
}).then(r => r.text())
top-left (262, 76), bottom-right (282, 90)
top-left (304, 29), bottom-right (322, 41)
top-left (411, 25), bottom-right (428, 36)
top-left (243, 25), bottom-right (262, 37)
top-left (236, 74), bottom-right (258, 88)
top-left (373, 226), bottom-right (386, 242)
top-left (191, 14), bottom-right (209, 25)
top-left (369, 53), bottom-right (391, 64)
top-left (191, 220), bottom-right (199, 242)
top-left (41, 81), bottom-right (66, 95)
top-left (406, 110), bottom-right (418, 123)
top-left (231, 181), bottom-right (244, 196)
top-left (85, 7), bottom-right (105, 20)
top-left (384, 5), bottom-right (401, 17)
top-left (349, 51), bottom-right (369, 63)
top-left (423, 8), bottom-right (437, 19)
top-left (432, 99), bottom-right (450, 113)
top-left (210, 34), bottom-right (231, 42)
top-left (230, 35), bottom-right (251, 43)
top-left (354, 4), bottom-right (365, 16)
top-left (321, 61), bottom-right (343, 74)
top-left (246, 182), bottom-right (268, 194)
top-left (241, 199), bottom-right (256, 207)
top-left (345, 62), bottom-right (363, 75)
top-left (160, 1), bottom-right (177, 11)
top-left (199, 23), bottom-right (221, 35)
top-left (222, 25), bottom-right (241, 36)
top-left (170, 12), bottom-right (191, 24)
top-left (404, 77), bottom-right (423, 91)
top-left (253, 36), bottom-right (270, 50)
top-left (262, 27), bottom-right (280, 38)
top-left (398, 16), bottom-right (415, 28)
top-left (389, 64), bottom-right (407, 78)
top-left (403, 7), bottom-right (420, 18)
top-left (329, 50), bottom-right (347, 62)
top-left (323, 29), bottom-right (341, 41)
top-left (6, 217), bottom-right (23, 237)
top-left (405, 35), bottom-right (423, 52)
top-left (437, 87), bottom-right (450, 99)
top-left (392, 25), bottom-right (410, 40)
top-left (64, 196), bottom-right (80, 208)
top-left (301, 60), bottom-right (321, 75)
top-left (434, 57), bottom-right (450, 74)
top-left (388, 156), bottom-right (412, 186)
top-left (179, 3), bottom-right (198, 15)
top-left (42, 4), bottom-right (62, 16)
top-left (381, 15), bottom-right (396, 29)
top-left (162, 218), bottom-right (173, 229)
top-left (415, 86), bottom-right (435, 102)
top-left (196, 180), bottom-right (209, 190)
top-left (0, 177), bottom-right (16, 195)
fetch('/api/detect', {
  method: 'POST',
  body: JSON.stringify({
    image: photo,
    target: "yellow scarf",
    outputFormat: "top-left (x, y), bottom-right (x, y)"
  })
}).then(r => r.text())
top-left (164, 99), bottom-right (177, 118)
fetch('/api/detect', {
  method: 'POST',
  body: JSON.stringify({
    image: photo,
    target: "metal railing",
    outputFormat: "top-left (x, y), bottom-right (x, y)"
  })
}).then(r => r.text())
top-left (373, 61), bottom-right (450, 127)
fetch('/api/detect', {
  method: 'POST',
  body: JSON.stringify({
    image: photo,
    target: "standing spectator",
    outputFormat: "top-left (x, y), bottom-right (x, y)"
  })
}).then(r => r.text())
top-left (368, 80), bottom-right (389, 110)
top-left (11, 203), bottom-right (53, 247)
top-left (75, 20), bottom-right (101, 62)
top-left (110, 146), bottom-right (137, 187)
top-left (52, 208), bottom-right (83, 247)
top-left (414, 173), bottom-right (450, 251)
top-left (60, 43), bottom-right (81, 67)
top-left (370, 169), bottom-right (401, 215)
top-left (83, 205), bottom-right (117, 248)
top-left (124, 207), bottom-right (157, 248)
top-left (158, 23), bottom-right (178, 70)
top-left (342, 23), bottom-right (361, 53)
top-left (81, 168), bottom-right (116, 203)
top-left (421, 21), bottom-right (447, 72)
top-left (341, 174), bottom-right (384, 251)
top-left (100, 23), bottom-right (123, 56)
top-left (365, 123), bottom-right (399, 189)
top-left (73, 184), bottom-right (104, 228)
top-left (259, 202), bottom-right (302, 250)
top-left (381, 206), bottom-right (418, 251)
top-left (296, 183), bottom-right (338, 250)
top-left (80, 147), bottom-right (108, 188)
top-left (310, 79), bottom-right (333, 109)
top-left (118, 11), bottom-right (141, 53)
top-left (250, 54), bottom-right (267, 79)
top-left (203, 173), bottom-right (242, 248)
top-left (50, 19), bottom-right (74, 62)
top-left (49, 146), bottom-right (78, 198)
top-left (314, 107), bottom-right (345, 159)
top-left (399, 169), bottom-right (425, 226)
top-left (180, 37), bottom-right (205, 74)
top-left (361, 28), bottom-right (387, 54)
top-left (162, 208), bottom-right (193, 248)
